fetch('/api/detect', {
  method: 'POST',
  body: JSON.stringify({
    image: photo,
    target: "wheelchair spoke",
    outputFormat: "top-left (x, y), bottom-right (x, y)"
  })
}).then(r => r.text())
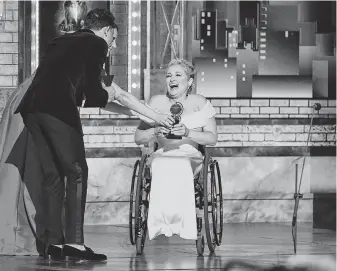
top-left (131, 155), bottom-right (150, 254)
top-left (201, 156), bottom-right (223, 251)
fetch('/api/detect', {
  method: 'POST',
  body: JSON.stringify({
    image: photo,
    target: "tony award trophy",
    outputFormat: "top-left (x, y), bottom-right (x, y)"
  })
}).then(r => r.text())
top-left (166, 102), bottom-right (184, 139)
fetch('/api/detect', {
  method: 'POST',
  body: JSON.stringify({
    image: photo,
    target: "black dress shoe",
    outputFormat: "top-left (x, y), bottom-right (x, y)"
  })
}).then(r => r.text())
top-left (41, 245), bottom-right (65, 261)
top-left (63, 245), bottom-right (107, 262)
top-left (36, 238), bottom-right (46, 257)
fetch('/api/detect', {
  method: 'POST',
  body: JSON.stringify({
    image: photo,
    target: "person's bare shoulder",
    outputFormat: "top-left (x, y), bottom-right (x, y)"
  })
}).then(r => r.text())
top-left (188, 94), bottom-right (207, 110)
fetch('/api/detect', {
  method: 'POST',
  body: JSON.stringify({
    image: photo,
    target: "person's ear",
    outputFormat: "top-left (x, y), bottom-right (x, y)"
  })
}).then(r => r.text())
top-left (102, 26), bottom-right (110, 36)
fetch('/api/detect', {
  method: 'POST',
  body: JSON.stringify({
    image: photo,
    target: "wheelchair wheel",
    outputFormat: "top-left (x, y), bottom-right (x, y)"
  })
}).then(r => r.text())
top-left (135, 155), bottom-right (150, 255)
top-left (213, 160), bottom-right (223, 246)
top-left (203, 155), bottom-right (223, 252)
top-left (129, 159), bottom-right (140, 245)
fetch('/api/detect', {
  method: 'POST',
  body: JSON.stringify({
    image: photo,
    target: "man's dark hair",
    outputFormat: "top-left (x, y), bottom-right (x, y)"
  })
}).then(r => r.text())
top-left (83, 8), bottom-right (118, 31)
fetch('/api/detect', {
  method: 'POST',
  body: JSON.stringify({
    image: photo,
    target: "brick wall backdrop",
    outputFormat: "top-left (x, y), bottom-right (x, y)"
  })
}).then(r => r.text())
top-left (0, 1), bottom-right (335, 227)
top-left (0, 1), bottom-right (18, 118)
top-left (0, 0), bottom-right (335, 151)
top-left (80, 99), bottom-right (336, 149)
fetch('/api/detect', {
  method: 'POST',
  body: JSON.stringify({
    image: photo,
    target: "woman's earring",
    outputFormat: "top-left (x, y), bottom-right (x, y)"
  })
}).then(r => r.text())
top-left (186, 84), bottom-right (192, 96)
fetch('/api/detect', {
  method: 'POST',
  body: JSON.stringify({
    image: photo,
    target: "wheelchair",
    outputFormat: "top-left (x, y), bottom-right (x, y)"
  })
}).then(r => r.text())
top-left (128, 144), bottom-right (223, 256)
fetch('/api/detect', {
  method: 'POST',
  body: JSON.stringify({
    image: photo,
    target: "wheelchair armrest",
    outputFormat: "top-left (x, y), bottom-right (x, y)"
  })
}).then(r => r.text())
top-left (198, 145), bottom-right (206, 156)
top-left (142, 140), bottom-right (158, 155)
top-left (154, 142), bottom-right (158, 151)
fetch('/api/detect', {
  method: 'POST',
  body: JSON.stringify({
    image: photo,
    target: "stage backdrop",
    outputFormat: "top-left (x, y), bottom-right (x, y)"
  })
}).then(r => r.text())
top-left (38, 1), bottom-right (109, 62)
top-left (0, 0), bottom-right (333, 228)
top-left (144, 1), bottom-right (336, 100)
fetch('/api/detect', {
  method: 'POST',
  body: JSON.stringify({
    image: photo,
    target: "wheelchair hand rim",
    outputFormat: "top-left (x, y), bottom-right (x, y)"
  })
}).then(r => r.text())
top-left (129, 159), bottom-right (140, 245)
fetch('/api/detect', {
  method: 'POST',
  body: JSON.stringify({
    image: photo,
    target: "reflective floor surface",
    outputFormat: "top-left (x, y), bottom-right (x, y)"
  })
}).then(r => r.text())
top-left (0, 223), bottom-right (335, 270)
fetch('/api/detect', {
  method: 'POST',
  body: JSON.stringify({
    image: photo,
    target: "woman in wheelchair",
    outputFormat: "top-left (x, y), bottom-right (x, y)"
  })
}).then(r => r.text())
top-left (134, 59), bottom-right (217, 242)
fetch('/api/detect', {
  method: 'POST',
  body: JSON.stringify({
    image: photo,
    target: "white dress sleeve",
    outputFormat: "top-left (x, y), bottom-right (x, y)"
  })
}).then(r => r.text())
top-left (181, 100), bottom-right (216, 129)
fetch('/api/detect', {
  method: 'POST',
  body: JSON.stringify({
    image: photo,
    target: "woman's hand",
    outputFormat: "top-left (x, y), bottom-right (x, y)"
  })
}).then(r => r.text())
top-left (154, 125), bottom-right (170, 137)
top-left (170, 123), bottom-right (190, 137)
top-left (154, 113), bottom-right (174, 128)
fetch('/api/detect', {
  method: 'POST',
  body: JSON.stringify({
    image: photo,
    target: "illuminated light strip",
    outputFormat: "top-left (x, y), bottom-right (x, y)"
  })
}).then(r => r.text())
top-left (36, 1), bottom-right (39, 69)
top-left (128, 2), bottom-right (132, 93)
top-left (144, 0), bottom-right (151, 102)
top-left (31, 0), bottom-right (39, 73)
top-left (128, 0), bottom-right (141, 94)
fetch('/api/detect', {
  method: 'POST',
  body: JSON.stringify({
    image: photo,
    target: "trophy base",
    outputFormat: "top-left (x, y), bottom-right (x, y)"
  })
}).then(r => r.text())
top-left (166, 134), bottom-right (182, 140)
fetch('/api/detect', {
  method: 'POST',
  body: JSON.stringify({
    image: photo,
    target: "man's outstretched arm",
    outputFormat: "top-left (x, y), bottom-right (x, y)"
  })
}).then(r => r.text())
top-left (104, 82), bottom-right (173, 127)
top-left (104, 101), bottom-right (133, 116)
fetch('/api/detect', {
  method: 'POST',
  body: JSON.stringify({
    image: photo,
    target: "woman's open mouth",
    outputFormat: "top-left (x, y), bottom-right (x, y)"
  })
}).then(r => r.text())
top-left (169, 83), bottom-right (179, 90)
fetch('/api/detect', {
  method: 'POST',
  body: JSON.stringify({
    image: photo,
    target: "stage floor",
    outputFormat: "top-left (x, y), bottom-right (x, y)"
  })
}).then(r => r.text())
top-left (0, 223), bottom-right (335, 270)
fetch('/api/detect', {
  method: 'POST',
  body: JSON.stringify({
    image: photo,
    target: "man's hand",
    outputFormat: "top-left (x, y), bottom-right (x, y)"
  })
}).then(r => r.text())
top-left (105, 85), bottom-right (116, 103)
top-left (155, 113), bottom-right (174, 128)
top-left (105, 81), bottom-right (123, 103)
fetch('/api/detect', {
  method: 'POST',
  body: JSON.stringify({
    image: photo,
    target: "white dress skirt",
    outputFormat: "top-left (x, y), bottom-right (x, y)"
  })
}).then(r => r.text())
top-left (140, 101), bottom-right (216, 241)
top-left (147, 145), bottom-right (203, 240)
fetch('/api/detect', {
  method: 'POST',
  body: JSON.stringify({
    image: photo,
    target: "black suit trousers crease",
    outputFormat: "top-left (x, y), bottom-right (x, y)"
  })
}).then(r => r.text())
top-left (23, 112), bottom-right (88, 245)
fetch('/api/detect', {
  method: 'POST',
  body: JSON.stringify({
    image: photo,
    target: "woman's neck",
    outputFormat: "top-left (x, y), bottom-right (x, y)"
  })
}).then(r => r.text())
top-left (167, 93), bottom-right (188, 104)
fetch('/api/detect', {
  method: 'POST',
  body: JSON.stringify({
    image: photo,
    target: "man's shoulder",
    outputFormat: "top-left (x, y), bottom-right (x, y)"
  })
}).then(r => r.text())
top-left (72, 30), bottom-right (105, 44)
top-left (69, 30), bottom-right (108, 55)
top-left (49, 30), bottom-right (104, 48)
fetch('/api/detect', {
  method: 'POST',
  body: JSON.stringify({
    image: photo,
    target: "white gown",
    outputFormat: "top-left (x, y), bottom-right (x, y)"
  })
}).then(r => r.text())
top-left (140, 101), bottom-right (216, 240)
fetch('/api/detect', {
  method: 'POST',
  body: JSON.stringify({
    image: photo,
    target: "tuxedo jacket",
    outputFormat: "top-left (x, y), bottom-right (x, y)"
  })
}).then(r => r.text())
top-left (15, 29), bottom-right (109, 134)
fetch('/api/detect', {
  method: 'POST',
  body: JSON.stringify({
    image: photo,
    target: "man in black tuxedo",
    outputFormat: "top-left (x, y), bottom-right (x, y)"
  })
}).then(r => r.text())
top-left (14, 8), bottom-right (173, 261)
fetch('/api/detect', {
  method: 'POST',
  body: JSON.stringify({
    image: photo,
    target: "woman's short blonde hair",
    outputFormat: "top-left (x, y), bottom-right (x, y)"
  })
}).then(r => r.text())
top-left (166, 58), bottom-right (196, 79)
top-left (166, 59), bottom-right (196, 95)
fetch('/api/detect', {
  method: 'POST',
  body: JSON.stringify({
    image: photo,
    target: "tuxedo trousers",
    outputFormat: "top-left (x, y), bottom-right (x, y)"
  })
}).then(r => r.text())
top-left (21, 112), bottom-right (88, 245)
